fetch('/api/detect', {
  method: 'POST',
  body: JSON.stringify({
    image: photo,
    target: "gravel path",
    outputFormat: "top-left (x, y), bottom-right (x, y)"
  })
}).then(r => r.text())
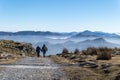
top-left (0, 57), bottom-right (68, 80)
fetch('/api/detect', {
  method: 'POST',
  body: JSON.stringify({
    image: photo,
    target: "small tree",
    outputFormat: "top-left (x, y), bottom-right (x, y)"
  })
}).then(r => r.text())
top-left (86, 47), bottom-right (97, 55)
top-left (96, 47), bottom-right (112, 60)
top-left (74, 48), bottom-right (79, 54)
top-left (62, 48), bottom-right (69, 54)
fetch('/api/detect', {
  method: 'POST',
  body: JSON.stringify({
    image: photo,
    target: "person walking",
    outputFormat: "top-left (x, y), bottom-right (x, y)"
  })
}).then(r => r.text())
top-left (42, 44), bottom-right (48, 57)
top-left (36, 46), bottom-right (41, 57)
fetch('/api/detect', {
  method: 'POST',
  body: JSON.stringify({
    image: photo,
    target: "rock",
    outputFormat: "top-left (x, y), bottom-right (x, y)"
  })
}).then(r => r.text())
top-left (69, 55), bottom-right (76, 59)
top-left (0, 52), bottom-right (14, 59)
top-left (79, 61), bottom-right (98, 68)
top-left (114, 51), bottom-right (120, 55)
top-left (86, 61), bottom-right (96, 65)
top-left (0, 40), bottom-right (36, 57)
top-left (62, 54), bottom-right (70, 58)
top-left (78, 60), bottom-right (86, 63)
top-left (88, 59), bottom-right (96, 62)
top-left (101, 63), bottom-right (111, 69)
top-left (79, 62), bottom-right (87, 66)
top-left (103, 69), bottom-right (110, 74)
top-left (115, 72), bottom-right (120, 80)
top-left (19, 53), bottom-right (26, 57)
top-left (85, 61), bottom-right (98, 68)
top-left (89, 64), bottom-right (99, 68)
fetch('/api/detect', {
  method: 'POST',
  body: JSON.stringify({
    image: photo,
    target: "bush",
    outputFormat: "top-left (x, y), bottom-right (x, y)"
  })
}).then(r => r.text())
top-left (74, 48), bottom-right (79, 54)
top-left (81, 50), bottom-right (87, 55)
top-left (86, 47), bottom-right (97, 55)
top-left (96, 47), bottom-right (112, 60)
top-left (82, 47), bottom-right (97, 55)
top-left (81, 47), bottom-right (113, 60)
top-left (62, 48), bottom-right (69, 54)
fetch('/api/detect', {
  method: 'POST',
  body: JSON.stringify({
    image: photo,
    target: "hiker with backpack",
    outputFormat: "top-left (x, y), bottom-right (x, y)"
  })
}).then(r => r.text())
top-left (42, 44), bottom-right (48, 57)
top-left (36, 46), bottom-right (41, 57)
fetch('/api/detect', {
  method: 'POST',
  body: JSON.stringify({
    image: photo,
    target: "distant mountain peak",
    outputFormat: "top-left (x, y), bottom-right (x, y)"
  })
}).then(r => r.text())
top-left (72, 30), bottom-right (120, 38)
top-left (80, 38), bottom-right (106, 43)
top-left (83, 30), bottom-right (92, 33)
top-left (93, 38), bottom-right (106, 43)
top-left (94, 38), bottom-right (106, 41)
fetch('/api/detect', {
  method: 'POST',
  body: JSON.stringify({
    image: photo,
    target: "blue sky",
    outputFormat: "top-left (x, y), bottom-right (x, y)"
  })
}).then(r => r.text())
top-left (0, 0), bottom-right (120, 33)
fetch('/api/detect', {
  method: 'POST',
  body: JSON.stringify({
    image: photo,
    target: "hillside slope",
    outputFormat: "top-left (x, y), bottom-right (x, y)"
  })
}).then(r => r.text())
top-left (0, 40), bottom-right (36, 63)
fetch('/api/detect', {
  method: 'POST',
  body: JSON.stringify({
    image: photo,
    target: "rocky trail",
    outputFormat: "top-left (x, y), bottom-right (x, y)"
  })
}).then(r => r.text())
top-left (0, 57), bottom-right (68, 80)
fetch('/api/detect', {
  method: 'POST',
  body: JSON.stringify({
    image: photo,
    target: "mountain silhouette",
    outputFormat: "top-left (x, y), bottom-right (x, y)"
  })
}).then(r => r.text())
top-left (72, 30), bottom-right (120, 38)
top-left (0, 30), bottom-right (119, 38)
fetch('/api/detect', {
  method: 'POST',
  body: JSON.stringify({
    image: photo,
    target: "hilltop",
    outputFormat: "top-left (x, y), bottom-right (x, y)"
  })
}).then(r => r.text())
top-left (72, 30), bottom-right (120, 38)
top-left (0, 40), bottom-right (35, 63)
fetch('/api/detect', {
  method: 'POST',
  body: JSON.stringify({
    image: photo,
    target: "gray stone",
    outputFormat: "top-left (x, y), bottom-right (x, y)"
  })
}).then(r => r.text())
top-left (115, 72), bottom-right (120, 80)
top-left (103, 69), bottom-right (110, 74)
top-left (101, 64), bottom-right (111, 69)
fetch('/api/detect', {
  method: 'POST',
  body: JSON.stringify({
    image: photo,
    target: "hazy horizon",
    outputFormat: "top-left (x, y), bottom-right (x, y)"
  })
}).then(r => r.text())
top-left (0, 30), bottom-right (119, 34)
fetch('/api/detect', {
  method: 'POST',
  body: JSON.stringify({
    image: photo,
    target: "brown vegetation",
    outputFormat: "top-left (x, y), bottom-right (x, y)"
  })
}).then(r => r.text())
top-left (63, 67), bottom-right (102, 80)
top-left (52, 47), bottom-right (120, 80)
top-left (82, 47), bottom-right (112, 60)
top-left (96, 47), bottom-right (112, 60)
top-left (74, 48), bottom-right (79, 54)
top-left (82, 47), bottom-right (97, 55)
top-left (62, 48), bottom-right (69, 54)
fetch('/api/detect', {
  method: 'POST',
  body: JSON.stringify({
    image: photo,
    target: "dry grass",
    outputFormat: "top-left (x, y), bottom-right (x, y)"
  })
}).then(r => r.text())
top-left (52, 47), bottom-right (120, 80)
top-left (84, 55), bottom-right (120, 65)
top-left (51, 54), bottom-right (120, 80)
top-left (50, 55), bottom-right (75, 64)
top-left (63, 67), bottom-right (102, 80)
top-left (63, 66), bottom-right (120, 80)
top-left (97, 55), bottom-right (120, 65)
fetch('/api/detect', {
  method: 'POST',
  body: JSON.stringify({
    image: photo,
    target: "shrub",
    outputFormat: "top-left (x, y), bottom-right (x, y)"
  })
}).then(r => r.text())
top-left (81, 50), bottom-right (87, 55)
top-left (86, 47), bottom-right (97, 55)
top-left (96, 47), bottom-right (112, 60)
top-left (62, 48), bottom-right (69, 54)
top-left (82, 47), bottom-right (98, 55)
top-left (74, 48), bottom-right (79, 54)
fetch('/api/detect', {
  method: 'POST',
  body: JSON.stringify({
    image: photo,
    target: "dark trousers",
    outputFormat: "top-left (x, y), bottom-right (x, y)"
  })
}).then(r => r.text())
top-left (43, 52), bottom-right (46, 57)
top-left (37, 52), bottom-right (40, 57)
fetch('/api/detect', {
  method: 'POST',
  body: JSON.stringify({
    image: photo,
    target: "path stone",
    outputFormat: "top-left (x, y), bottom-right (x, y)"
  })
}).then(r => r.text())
top-left (0, 57), bottom-right (68, 80)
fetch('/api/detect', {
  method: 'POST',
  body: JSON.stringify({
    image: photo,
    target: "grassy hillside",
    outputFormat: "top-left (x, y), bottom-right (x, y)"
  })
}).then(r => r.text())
top-left (51, 47), bottom-right (120, 80)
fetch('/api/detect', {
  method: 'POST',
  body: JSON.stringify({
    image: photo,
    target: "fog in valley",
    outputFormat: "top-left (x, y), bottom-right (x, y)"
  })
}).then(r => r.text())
top-left (0, 34), bottom-right (120, 55)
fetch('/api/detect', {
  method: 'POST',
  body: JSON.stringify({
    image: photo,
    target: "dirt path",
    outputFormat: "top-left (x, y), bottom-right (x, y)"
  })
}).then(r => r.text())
top-left (0, 57), bottom-right (68, 80)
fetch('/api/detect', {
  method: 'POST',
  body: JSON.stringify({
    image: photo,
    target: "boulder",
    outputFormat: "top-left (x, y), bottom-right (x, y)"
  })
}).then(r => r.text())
top-left (101, 63), bottom-right (111, 69)
top-left (103, 69), bottom-right (110, 74)
top-left (115, 72), bottom-right (120, 80)
top-left (0, 40), bottom-right (36, 57)
top-left (79, 60), bottom-right (98, 68)
top-left (0, 52), bottom-right (14, 59)
top-left (114, 51), bottom-right (120, 55)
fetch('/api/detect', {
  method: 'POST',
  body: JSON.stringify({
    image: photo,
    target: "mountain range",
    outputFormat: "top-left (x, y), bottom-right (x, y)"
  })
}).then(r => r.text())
top-left (0, 30), bottom-right (120, 38)
top-left (34, 38), bottom-right (120, 54)
top-left (72, 30), bottom-right (120, 38)
top-left (0, 31), bottom-right (77, 36)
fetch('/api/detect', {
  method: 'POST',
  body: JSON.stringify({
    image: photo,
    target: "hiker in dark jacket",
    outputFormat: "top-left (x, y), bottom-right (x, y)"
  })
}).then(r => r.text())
top-left (42, 44), bottom-right (48, 57)
top-left (36, 46), bottom-right (41, 57)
